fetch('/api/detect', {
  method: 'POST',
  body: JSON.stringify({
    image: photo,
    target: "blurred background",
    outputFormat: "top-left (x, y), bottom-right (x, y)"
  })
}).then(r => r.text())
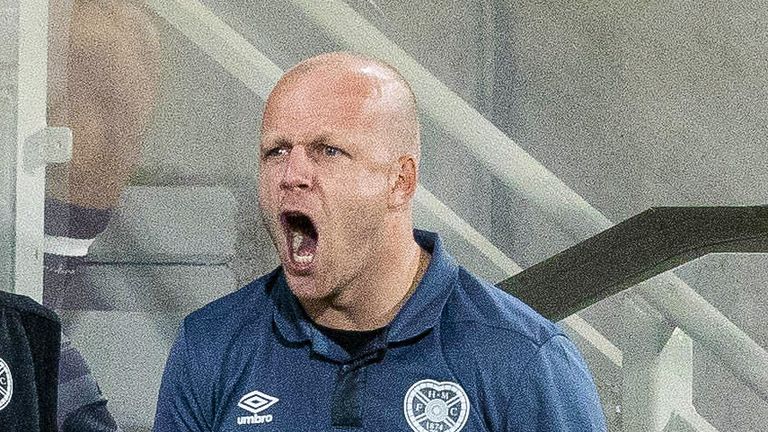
top-left (2, 0), bottom-right (767, 430)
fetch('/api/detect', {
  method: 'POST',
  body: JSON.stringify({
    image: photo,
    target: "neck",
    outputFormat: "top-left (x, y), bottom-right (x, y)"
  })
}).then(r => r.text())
top-left (304, 224), bottom-right (428, 331)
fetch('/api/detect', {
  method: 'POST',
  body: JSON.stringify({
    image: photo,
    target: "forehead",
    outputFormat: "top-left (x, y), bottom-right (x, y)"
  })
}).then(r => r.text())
top-left (261, 69), bottom-right (396, 143)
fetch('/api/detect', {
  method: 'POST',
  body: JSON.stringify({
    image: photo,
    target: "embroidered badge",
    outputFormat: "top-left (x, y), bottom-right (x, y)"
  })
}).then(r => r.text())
top-left (0, 357), bottom-right (12, 412)
top-left (403, 379), bottom-right (470, 432)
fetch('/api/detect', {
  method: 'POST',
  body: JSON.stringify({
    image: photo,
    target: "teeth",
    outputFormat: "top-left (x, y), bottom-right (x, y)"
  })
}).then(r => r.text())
top-left (292, 231), bottom-right (303, 251)
top-left (293, 253), bottom-right (314, 263)
top-left (290, 230), bottom-right (314, 263)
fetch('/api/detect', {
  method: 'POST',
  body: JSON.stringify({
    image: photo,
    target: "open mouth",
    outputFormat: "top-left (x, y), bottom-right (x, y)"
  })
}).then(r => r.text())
top-left (280, 211), bottom-right (319, 266)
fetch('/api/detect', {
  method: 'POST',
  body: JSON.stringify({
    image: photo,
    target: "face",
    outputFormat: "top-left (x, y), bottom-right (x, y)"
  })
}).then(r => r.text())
top-left (258, 70), bottom-right (400, 302)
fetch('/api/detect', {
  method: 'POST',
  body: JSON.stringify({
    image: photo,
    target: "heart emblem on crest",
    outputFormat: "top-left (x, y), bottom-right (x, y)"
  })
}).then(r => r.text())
top-left (403, 379), bottom-right (470, 432)
top-left (0, 357), bottom-right (13, 412)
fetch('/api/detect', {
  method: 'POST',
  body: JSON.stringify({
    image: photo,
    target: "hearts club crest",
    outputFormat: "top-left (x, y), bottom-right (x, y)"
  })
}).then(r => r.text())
top-left (403, 379), bottom-right (470, 432)
top-left (0, 357), bottom-right (12, 412)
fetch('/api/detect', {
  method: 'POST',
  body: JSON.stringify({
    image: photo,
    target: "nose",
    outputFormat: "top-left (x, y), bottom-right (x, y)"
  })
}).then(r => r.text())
top-left (279, 146), bottom-right (313, 191)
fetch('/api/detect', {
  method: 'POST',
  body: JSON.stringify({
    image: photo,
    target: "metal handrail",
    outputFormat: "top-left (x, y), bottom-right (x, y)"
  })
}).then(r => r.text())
top-left (499, 206), bottom-right (768, 320)
top-left (1, 0), bottom-right (49, 299)
top-left (500, 206), bottom-right (768, 401)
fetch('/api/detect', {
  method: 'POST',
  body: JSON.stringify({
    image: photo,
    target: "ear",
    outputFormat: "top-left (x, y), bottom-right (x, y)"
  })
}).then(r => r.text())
top-left (388, 154), bottom-right (418, 208)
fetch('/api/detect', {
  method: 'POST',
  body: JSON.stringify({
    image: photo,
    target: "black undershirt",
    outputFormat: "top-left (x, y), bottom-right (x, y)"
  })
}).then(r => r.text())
top-left (309, 250), bottom-right (427, 427)
top-left (313, 323), bottom-right (388, 428)
top-left (313, 323), bottom-right (388, 359)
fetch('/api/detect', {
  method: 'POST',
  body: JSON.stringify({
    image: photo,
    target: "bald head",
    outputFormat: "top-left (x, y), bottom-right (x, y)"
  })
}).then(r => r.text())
top-left (257, 54), bottom-right (425, 326)
top-left (262, 52), bottom-right (420, 161)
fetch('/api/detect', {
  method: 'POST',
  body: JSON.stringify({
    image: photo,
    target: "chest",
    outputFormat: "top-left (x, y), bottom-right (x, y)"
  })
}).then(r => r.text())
top-left (210, 334), bottom-right (498, 432)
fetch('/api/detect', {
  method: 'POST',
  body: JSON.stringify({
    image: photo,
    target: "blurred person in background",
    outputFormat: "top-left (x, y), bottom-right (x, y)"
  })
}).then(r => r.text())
top-left (45, 0), bottom-right (160, 430)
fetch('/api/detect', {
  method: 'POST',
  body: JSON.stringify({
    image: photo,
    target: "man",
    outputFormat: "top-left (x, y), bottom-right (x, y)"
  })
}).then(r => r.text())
top-left (154, 52), bottom-right (606, 431)
top-left (46, 0), bottom-right (160, 430)
top-left (0, 291), bottom-right (60, 432)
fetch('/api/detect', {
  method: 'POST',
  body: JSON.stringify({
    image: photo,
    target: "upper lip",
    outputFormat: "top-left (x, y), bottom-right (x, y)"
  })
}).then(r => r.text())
top-left (279, 209), bottom-right (318, 235)
top-left (280, 209), bottom-right (314, 223)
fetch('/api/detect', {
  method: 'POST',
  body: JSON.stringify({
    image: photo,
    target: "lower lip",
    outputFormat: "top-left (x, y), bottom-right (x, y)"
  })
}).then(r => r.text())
top-left (286, 252), bottom-right (315, 274)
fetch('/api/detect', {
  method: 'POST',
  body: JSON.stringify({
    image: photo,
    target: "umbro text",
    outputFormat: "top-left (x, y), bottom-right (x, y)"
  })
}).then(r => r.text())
top-left (237, 414), bottom-right (273, 425)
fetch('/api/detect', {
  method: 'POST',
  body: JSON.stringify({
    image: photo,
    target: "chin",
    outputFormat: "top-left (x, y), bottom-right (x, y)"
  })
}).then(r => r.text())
top-left (283, 272), bottom-right (334, 302)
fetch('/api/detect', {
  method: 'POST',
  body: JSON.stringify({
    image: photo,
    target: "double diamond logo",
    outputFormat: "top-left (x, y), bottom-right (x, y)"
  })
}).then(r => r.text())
top-left (238, 390), bottom-right (279, 414)
top-left (404, 379), bottom-right (470, 432)
top-left (236, 390), bottom-right (279, 425)
top-left (0, 357), bottom-right (12, 412)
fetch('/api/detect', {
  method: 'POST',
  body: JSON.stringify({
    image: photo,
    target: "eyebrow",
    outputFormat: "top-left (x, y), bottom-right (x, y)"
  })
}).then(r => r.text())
top-left (267, 135), bottom-right (332, 149)
top-left (309, 135), bottom-right (331, 148)
top-left (274, 138), bottom-right (291, 148)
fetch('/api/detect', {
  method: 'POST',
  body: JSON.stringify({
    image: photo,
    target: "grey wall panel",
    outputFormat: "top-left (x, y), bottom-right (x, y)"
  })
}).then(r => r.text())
top-left (60, 311), bottom-right (183, 432)
top-left (63, 264), bottom-right (237, 313)
top-left (88, 186), bottom-right (237, 264)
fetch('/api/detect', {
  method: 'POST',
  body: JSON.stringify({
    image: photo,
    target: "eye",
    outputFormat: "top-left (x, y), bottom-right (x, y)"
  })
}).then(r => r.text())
top-left (322, 145), bottom-right (342, 157)
top-left (263, 146), bottom-right (288, 159)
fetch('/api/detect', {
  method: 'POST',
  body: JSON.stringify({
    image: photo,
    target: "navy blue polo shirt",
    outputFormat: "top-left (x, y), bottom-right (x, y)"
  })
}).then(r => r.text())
top-left (154, 230), bottom-right (606, 431)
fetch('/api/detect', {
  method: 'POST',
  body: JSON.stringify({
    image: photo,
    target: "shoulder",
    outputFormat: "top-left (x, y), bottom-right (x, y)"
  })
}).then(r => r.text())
top-left (439, 266), bottom-right (567, 374)
top-left (179, 269), bottom-right (279, 347)
top-left (437, 268), bottom-right (605, 425)
top-left (444, 266), bottom-right (563, 345)
top-left (0, 291), bottom-right (59, 326)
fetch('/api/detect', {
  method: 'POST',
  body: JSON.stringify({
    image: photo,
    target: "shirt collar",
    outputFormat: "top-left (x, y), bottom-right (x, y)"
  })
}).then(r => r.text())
top-left (271, 229), bottom-right (459, 349)
top-left (386, 229), bottom-right (459, 342)
top-left (271, 270), bottom-right (313, 345)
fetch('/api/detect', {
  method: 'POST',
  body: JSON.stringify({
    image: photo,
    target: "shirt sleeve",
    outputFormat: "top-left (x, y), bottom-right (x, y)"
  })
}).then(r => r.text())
top-left (506, 334), bottom-right (607, 431)
top-left (153, 323), bottom-right (212, 432)
top-left (58, 332), bottom-right (118, 432)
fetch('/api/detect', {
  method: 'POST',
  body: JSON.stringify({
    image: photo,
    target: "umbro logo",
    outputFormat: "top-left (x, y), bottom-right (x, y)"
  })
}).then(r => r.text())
top-left (236, 390), bottom-right (279, 425)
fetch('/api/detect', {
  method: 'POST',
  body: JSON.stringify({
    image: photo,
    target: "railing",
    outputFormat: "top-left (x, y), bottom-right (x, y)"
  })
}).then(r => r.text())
top-left (499, 206), bottom-right (768, 320)
top-left (0, 0), bottom-right (20, 292)
top-left (500, 206), bottom-right (768, 431)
